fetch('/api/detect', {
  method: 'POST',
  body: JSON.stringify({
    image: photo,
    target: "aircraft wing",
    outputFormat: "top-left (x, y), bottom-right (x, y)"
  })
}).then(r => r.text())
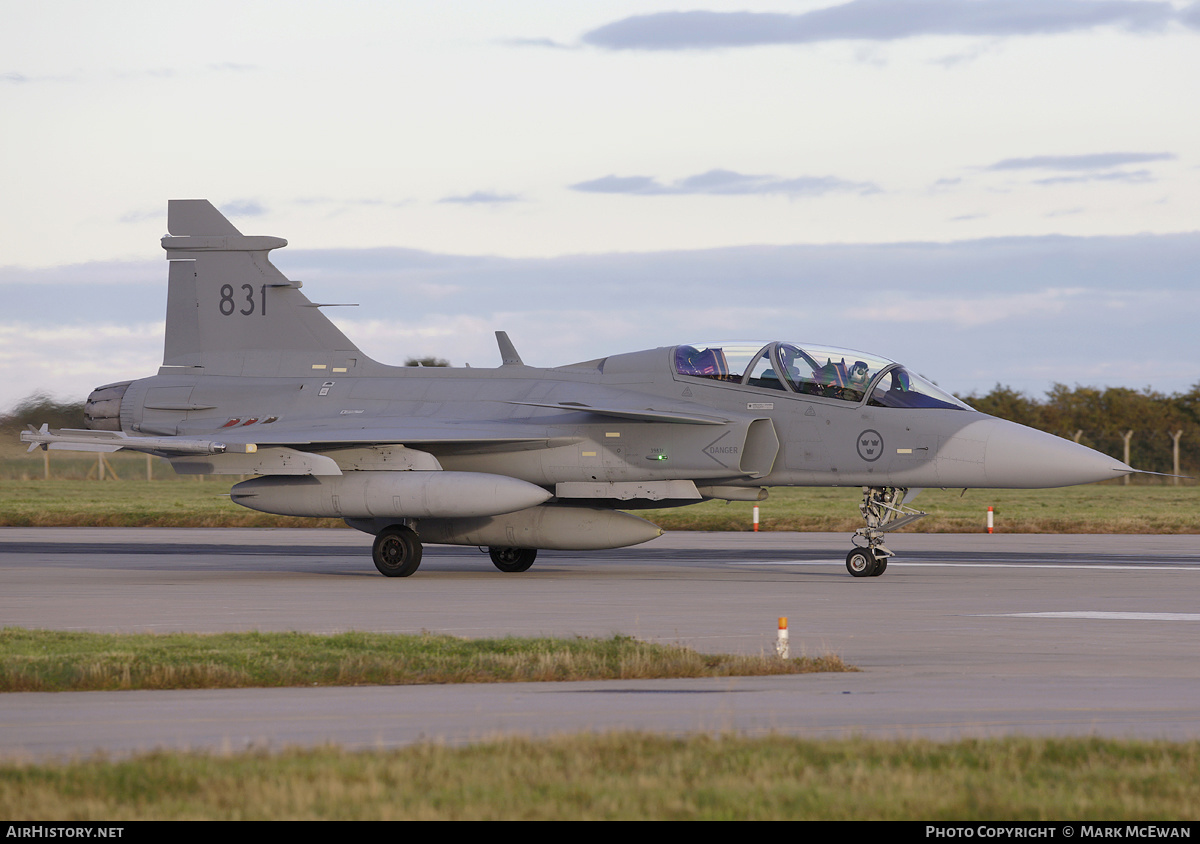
top-left (21, 419), bottom-right (587, 471)
top-left (22, 394), bottom-right (759, 477)
top-left (23, 424), bottom-right (578, 452)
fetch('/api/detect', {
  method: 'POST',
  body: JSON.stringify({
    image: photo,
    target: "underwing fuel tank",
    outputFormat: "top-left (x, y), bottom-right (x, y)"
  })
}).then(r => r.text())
top-left (417, 505), bottom-right (664, 550)
top-left (230, 471), bottom-right (553, 519)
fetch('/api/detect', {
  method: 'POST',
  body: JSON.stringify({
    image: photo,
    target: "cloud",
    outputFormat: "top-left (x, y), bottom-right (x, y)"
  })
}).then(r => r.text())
top-left (437, 191), bottom-right (522, 205)
top-left (571, 169), bottom-right (880, 197)
top-left (501, 37), bottom-right (573, 49)
top-left (978, 152), bottom-right (1176, 187)
top-left (1, 63), bottom-right (259, 87)
top-left (221, 200), bottom-right (267, 218)
top-left (581, 1), bottom-right (1183, 51)
top-left (119, 208), bottom-right (163, 225)
top-left (1, 71), bottom-right (77, 84)
top-left (570, 175), bottom-right (666, 195)
top-left (859, 287), bottom-right (1090, 327)
top-left (0, 321), bottom-right (164, 411)
top-left (1184, 1), bottom-right (1200, 29)
top-left (986, 152), bottom-right (1177, 171)
top-left (1033, 169), bottom-right (1157, 185)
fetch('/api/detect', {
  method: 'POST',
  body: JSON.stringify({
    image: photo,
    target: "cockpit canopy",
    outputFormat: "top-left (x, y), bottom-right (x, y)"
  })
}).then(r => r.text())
top-left (673, 341), bottom-right (970, 410)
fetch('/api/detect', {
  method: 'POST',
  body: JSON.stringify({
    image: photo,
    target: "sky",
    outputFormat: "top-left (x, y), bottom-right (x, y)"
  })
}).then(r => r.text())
top-left (2, 0), bottom-right (1198, 411)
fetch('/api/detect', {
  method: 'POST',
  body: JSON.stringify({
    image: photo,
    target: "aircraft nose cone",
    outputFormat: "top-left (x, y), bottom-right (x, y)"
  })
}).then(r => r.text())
top-left (984, 418), bottom-right (1133, 488)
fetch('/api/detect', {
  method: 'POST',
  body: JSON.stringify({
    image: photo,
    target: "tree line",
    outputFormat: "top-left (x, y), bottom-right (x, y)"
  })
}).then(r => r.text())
top-left (963, 383), bottom-right (1200, 478)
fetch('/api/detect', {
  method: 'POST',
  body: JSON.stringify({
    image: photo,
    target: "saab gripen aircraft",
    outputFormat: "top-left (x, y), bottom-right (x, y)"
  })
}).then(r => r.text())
top-left (23, 200), bottom-right (1136, 578)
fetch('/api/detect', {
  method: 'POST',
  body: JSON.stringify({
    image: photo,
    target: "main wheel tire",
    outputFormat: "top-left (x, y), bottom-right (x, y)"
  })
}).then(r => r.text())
top-left (846, 548), bottom-right (877, 578)
top-left (373, 526), bottom-right (423, 577)
top-left (489, 546), bottom-right (537, 573)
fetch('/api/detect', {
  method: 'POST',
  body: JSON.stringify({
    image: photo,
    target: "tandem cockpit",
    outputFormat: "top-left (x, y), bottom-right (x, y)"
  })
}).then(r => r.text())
top-left (673, 341), bottom-right (972, 410)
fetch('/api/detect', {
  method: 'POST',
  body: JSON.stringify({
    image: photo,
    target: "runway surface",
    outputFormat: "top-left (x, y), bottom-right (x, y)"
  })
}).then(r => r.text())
top-left (2, 527), bottom-right (1199, 759)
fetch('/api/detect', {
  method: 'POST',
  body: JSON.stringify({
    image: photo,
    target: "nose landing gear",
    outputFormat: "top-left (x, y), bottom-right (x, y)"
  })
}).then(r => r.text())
top-left (847, 486), bottom-right (926, 577)
top-left (845, 547), bottom-right (887, 577)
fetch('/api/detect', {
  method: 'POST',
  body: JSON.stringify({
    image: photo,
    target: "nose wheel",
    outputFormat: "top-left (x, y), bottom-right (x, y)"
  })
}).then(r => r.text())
top-left (846, 547), bottom-right (887, 577)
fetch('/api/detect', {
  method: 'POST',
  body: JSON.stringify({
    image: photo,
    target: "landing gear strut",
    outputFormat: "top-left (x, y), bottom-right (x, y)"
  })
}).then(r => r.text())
top-left (847, 486), bottom-right (926, 578)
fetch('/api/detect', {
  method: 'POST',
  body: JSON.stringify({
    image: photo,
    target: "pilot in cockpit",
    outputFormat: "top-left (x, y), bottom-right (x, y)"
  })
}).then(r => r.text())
top-left (845, 360), bottom-right (871, 401)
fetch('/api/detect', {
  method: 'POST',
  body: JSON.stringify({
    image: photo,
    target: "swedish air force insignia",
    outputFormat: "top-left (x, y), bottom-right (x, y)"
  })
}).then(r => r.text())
top-left (856, 429), bottom-right (883, 462)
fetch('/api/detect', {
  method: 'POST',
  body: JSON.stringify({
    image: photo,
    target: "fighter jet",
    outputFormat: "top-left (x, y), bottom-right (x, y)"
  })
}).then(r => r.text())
top-left (23, 200), bottom-right (1135, 578)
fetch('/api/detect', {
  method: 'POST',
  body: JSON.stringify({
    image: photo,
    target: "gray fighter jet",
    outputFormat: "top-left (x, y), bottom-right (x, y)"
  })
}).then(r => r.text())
top-left (23, 200), bottom-right (1135, 578)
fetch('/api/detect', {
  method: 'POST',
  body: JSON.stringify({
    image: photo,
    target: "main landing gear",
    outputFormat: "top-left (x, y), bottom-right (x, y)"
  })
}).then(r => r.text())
top-left (488, 546), bottom-right (537, 573)
top-left (846, 486), bottom-right (926, 578)
top-left (373, 525), bottom-right (423, 577)
top-left (371, 524), bottom-right (540, 577)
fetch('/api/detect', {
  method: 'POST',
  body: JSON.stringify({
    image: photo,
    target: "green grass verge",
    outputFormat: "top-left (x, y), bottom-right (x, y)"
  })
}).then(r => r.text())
top-left (0, 477), bottom-right (329, 528)
top-left (3, 735), bottom-right (1198, 820)
top-left (0, 629), bottom-right (851, 692)
top-left (641, 484), bottom-right (1200, 534)
top-left (0, 477), bottom-right (1196, 532)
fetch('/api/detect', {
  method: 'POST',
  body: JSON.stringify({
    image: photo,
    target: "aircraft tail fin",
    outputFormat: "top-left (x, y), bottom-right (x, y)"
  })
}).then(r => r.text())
top-left (495, 331), bottom-right (524, 366)
top-left (161, 200), bottom-right (365, 376)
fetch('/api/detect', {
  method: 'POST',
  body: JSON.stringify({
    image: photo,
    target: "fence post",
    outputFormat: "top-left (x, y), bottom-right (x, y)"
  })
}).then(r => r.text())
top-left (1171, 430), bottom-right (1183, 485)
top-left (1122, 430), bottom-right (1134, 485)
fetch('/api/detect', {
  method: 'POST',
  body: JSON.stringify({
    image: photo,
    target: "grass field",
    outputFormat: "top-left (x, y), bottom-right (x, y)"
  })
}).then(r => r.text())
top-left (0, 629), bottom-right (849, 692)
top-left (640, 483), bottom-right (1200, 534)
top-left (3, 735), bottom-right (1198, 820)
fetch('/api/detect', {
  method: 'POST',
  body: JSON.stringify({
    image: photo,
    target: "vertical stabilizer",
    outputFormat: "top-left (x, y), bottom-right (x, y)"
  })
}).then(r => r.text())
top-left (495, 331), bottom-right (524, 366)
top-left (161, 200), bottom-right (365, 376)
top-left (167, 200), bottom-right (243, 236)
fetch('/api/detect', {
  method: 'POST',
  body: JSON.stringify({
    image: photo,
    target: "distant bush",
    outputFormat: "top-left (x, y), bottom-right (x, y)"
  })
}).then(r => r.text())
top-left (0, 393), bottom-right (86, 435)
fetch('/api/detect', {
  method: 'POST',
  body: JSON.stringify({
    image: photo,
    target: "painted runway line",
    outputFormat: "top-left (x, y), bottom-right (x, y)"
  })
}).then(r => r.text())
top-left (985, 611), bottom-right (1200, 621)
top-left (726, 559), bottom-right (1200, 571)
